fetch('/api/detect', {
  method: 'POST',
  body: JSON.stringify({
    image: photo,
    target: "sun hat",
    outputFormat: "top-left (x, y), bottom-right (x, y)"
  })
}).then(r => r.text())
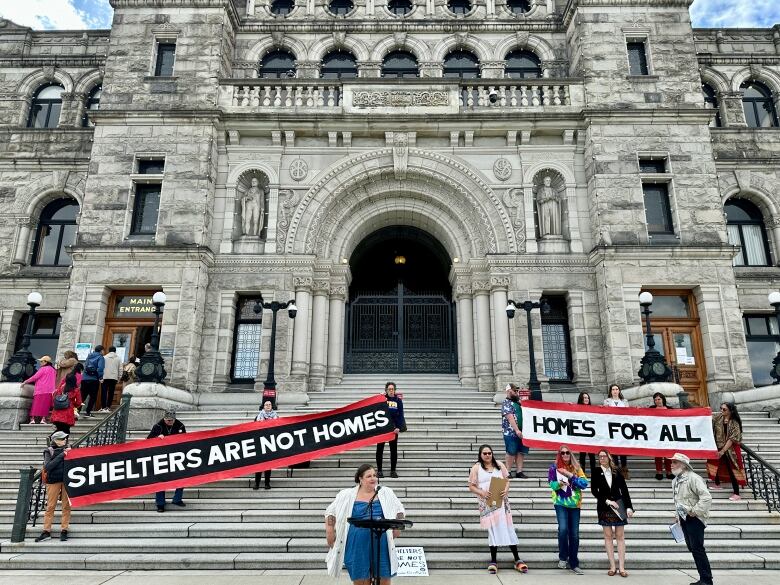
top-left (670, 453), bottom-right (692, 468)
top-left (39, 355), bottom-right (53, 364)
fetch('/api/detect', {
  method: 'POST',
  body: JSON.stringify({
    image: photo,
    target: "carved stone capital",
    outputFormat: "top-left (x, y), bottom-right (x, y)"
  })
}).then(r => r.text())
top-left (293, 276), bottom-right (313, 290)
top-left (490, 275), bottom-right (511, 290)
top-left (312, 279), bottom-right (331, 294)
top-left (330, 284), bottom-right (348, 299)
top-left (472, 280), bottom-right (490, 293)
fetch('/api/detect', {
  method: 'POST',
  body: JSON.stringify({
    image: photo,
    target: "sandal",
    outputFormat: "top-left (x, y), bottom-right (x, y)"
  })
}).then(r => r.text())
top-left (620, 570), bottom-right (629, 578)
top-left (487, 563), bottom-right (498, 574)
top-left (514, 560), bottom-right (528, 573)
top-left (608, 569), bottom-right (617, 576)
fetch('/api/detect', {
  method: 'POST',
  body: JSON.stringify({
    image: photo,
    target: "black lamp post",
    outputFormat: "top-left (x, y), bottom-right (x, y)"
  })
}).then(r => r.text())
top-left (506, 297), bottom-right (550, 401)
top-left (638, 291), bottom-right (672, 384)
top-left (254, 295), bottom-right (297, 397)
top-left (768, 292), bottom-right (780, 384)
top-left (137, 291), bottom-right (167, 383)
top-left (2, 292), bottom-right (43, 382)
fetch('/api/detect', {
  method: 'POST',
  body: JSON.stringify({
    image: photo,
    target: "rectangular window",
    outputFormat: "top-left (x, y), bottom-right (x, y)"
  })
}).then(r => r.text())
top-left (154, 42), bottom-right (176, 77)
top-left (639, 158), bottom-right (666, 174)
top-left (743, 314), bottom-right (780, 387)
top-left (14, 313), bottom-right (61, 360)
top-left (541, 296), bottom-right (572, 382)
top-left (131, 184), bottom-right (161, 235)
top-left (231, 298), bottom-right (263, 383)
top-left (643, 183), bottom-right (674, 234)
top-left (627, 41), bottom-right (649, 75)
top-left (138, 159), bottom-right (165, 175)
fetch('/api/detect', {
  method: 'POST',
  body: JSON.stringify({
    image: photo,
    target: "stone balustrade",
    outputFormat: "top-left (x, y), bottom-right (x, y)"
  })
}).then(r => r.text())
top-left (219, 79), bottom-right (585, 113)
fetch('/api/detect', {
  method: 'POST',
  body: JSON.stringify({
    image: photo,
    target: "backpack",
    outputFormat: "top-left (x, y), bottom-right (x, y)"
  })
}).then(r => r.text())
top-left (85, 354), bottom-right (99, 377)
top-left (52, 388), bottom-right (70, 411)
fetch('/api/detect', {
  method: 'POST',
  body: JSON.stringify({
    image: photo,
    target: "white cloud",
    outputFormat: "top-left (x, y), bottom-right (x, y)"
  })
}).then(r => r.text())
top-left (690, 0), bottom-right (780, 28)
top-left (0, 0), bottom-right (112, 30)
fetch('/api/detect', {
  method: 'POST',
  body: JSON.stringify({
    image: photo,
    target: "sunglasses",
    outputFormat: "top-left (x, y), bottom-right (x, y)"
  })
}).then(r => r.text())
top-left (560, 451), bottom-right (571, 455)
top-left (481, 451), bottom-right (493, 456)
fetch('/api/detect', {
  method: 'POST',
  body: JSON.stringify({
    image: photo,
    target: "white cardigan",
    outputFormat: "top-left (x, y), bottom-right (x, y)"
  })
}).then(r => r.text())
top-left (325, 485), bottom-right (406, 577)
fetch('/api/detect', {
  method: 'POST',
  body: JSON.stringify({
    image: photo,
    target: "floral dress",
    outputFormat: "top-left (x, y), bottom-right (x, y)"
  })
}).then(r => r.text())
top-left (469, 463), bottom-right (519, 546)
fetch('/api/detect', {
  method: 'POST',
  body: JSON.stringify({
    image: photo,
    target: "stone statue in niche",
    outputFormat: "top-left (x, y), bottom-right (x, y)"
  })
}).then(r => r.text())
top-left (535, 174), bottom-right (563, 237)
top-left (239, 175), bottom-right (266, 237)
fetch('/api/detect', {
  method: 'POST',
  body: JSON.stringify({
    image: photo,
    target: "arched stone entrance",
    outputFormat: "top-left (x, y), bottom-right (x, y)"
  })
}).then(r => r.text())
top-left (345, 226), bottom-right (457, 374)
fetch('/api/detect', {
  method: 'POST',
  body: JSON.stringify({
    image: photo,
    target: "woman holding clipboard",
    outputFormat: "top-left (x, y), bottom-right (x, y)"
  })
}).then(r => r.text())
top-left (591, 449), bottom-right (634, 577)
top-left (467, 444), bottom-right (527, 574)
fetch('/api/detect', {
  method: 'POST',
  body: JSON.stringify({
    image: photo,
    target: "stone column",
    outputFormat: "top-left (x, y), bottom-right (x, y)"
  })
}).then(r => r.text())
top-left (473, 280), bottom-right (494, 391)
top-left (456, 292), bottom-right (476, 383)
top-left (291, 277), bottom-right (312, 377)
top-left (308, 281), bottom-right (330, 392)
top-left (721, 91), bottom-right (748, 127)
top-left (12, 218), bottom-right (35, 265)
top-left (357, 61), bottom-right (382, 78)
top-left (326, 284), bottom-right (347, 384)
top-left (490, 276), bottom-right (512, 377)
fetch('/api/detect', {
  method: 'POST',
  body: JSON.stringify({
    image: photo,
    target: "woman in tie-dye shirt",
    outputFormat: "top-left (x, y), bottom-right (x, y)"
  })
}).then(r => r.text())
top-left (548, 445), bottom-right (589, 575)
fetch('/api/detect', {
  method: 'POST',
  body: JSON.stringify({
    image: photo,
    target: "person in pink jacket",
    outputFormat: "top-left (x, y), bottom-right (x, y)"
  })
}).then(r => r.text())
top-left (24, 356), bottom-right (57, 424)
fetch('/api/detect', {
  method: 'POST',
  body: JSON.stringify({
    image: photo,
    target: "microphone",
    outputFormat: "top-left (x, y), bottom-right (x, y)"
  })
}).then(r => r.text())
top-left (368, 485), bottom-right (382, 520)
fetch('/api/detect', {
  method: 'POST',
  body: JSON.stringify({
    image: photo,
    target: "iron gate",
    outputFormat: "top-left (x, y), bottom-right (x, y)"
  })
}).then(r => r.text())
top-left (345, 283), bottom-right (457, 373)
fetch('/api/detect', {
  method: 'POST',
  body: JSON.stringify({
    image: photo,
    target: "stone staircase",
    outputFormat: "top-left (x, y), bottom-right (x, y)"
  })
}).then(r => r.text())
top-left (0, 374), bottom-right (778, 570)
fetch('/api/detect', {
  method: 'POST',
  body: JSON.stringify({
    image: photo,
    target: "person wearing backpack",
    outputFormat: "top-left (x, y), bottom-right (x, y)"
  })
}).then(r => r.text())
top-left (50, 373), bottom-right (82, 435)
top-left (35, 431), bottom-right (72, 542)
top-left (80, 345), bottom-right (105, 418)
top-left (99, 346), bottom-right (122, 412)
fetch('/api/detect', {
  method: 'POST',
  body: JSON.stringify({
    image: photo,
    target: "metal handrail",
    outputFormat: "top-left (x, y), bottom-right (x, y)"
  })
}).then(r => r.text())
top-left (10, 393), bottom-right (133, 543)
top-left (740, 441), bottom-right (780, 513)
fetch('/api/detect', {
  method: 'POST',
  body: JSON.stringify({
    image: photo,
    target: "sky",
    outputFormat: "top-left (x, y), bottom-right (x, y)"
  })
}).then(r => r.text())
top-left (0, 0), bottom-right (778, 30)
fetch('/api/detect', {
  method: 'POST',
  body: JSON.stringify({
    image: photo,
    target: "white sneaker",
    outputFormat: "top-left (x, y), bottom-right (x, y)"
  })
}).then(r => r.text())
top-left (558, 560), bottom-right (568, 569)
top-left (571, 566), bottom-right (585, 575)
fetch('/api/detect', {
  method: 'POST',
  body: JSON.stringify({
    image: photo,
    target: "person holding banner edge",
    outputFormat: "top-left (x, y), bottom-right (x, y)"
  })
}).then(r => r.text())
top-left (501, 384), bottom-right (528, 479)
top-left (147, 411), bottom-right (187, 512)
top-left (591, 449), bottom-right (634, 577)
top-left (325, 463), bottom-right (406, 584)
top-left (375, 382), bottom-right (406, 479)
top-left (468, 444), bottom-right (527, 574)
top-left (253, 400), bottom-right (278, 490)
top-left (548, 445), bottom-right (588, 575)
top-left (707, 402), bottom-right (746, 501)
top-left (603, 384), bottom-right (630, 480)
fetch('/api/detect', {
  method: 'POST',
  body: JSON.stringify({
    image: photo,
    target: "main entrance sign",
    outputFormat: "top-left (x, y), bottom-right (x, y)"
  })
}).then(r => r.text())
top-left (345, 283), bottom-right (457, 374)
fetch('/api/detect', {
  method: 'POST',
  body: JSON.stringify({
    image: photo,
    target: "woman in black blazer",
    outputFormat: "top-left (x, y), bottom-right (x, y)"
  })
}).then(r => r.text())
top-left (591, 449), bottom-right (634, 577)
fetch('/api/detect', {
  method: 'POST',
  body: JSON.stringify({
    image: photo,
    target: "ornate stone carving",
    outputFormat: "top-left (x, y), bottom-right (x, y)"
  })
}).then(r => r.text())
top-left (332, 31), bottom-right (346, 47)
top-left (534, 172), bottom-right (565, 238)
top-left (472, 280), bottom-right (490, 292)
top-left (276, 189), bottom-right (302, 253)
top-left (293, 276), bottom-right (313, 289)
top-left (237, 173), bottom-right (267, 237)
top-left (313, 279), bottom-right (331, 293)
top-left (390, 132), bottom-right (410, 179)
top-left (493, 158), bottom-right (512, 181)
top-left (490, 275), bottom-right (511, 289)
top-left (352, 90), bottom-right (449, 108)
top-left (502, 188), bottom-right (524, 226)
top-left (289, 158), bottom-right (308, 181)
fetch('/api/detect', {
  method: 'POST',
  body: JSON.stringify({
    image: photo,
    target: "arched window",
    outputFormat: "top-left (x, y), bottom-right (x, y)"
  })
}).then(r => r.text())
top-left (382, 51), bottom-right (418, 78)
top-left (443, 50), bottom-right (480, 79)
top-left (27, 84), bottom-right (64, 129)
top-left (32, 198), bottom-right (79, 267)
top-left (507, 0), bottom-right (531, 14)
top-left (82, 85), bottom-right (102, 127)
top-left (702, 83), bottom-right (721, 128)
top-left (258, 50), bottom-right (296, 79)
top-left (388, 0), bottom-right (413, 15)
top-left (448, 0), bottom-right (471, 15)
top-left (329, 0), bottom-right (354, 15)
top-left (321, 51), bottom-right (358, 79)
top-left (741, 81), bottom-right (779, 128)
top-left (505, 50), bottom-right (542, 79)
top-left (270, 0), bottom-right (294, 15)
top-left (725, 199), bottom-right (771, 266)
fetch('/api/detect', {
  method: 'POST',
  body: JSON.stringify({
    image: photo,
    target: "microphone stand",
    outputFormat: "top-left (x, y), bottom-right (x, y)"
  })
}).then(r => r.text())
top-left (367, 486), bottom-right (381, 585)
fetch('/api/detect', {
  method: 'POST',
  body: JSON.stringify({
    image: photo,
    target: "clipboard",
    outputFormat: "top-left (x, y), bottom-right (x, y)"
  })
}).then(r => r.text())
top-left (669, 522), bottom-right (685, 543)
top-left (488, 477), bottom-right (508, 508)
top-left (612, 498), bottom-right (627, 521)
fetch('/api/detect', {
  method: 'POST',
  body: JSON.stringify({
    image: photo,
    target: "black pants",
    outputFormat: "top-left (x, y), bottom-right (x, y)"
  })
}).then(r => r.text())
top-left (376, 436), bottom-right (398, 472)
top-left (715, 454), bottom-right (740, 495)
top-left (578, 452), bottom-right (596, 474)
top-left (254, 470), bottom-right (271, 487)
top-left (680, 516), bottom-right (713, 585)
top-left (81, 380), bottom-right (100, 415)
top-left (101, 379), bottom-right (117, 410)
top-left (53, 422), bottom-right (71, 434)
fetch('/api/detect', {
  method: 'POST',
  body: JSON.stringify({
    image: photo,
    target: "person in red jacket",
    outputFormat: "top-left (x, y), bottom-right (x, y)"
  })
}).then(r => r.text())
top-left (50, 373), bottom-right (82, 435)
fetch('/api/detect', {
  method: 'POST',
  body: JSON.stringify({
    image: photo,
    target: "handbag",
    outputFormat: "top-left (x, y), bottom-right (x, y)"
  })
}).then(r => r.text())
top-left (53, 390), bottom-right (70, 411)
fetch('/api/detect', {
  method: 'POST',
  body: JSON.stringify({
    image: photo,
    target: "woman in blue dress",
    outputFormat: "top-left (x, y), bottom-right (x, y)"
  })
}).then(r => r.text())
top-left (325, 464), bottom-right (406, 583)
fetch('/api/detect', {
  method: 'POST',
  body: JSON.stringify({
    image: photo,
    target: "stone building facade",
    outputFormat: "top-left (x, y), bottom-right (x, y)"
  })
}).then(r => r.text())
top-left (0, 0), bottom-right (777, 410)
